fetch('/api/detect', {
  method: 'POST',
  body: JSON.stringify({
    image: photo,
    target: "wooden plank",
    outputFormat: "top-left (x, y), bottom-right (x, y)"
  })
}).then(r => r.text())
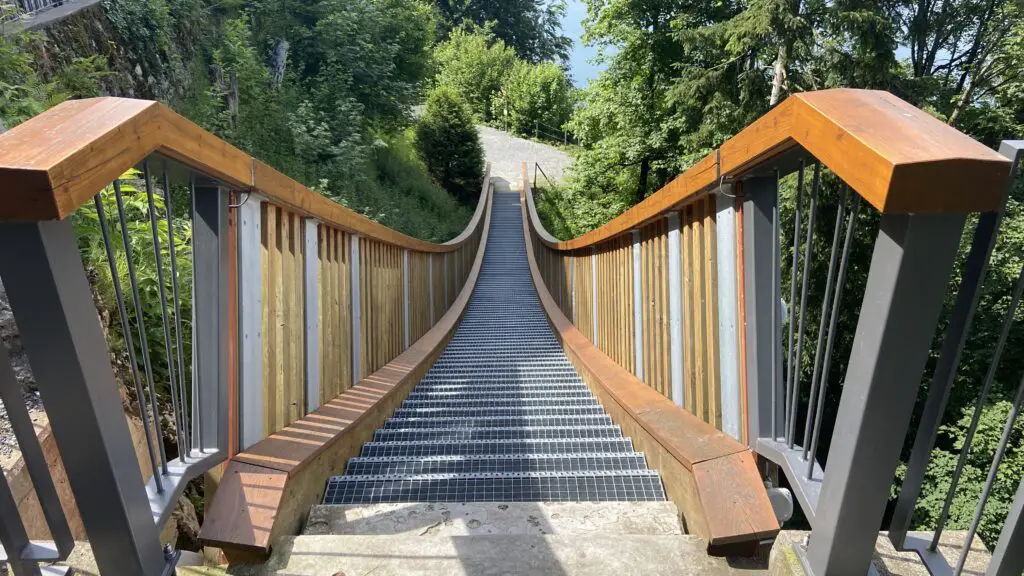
top-left (704, 195), bottom-right (721, 430)
top-left (682, 207), bottom-right (694, 412)
top-left (693, 201), bottom-right (707, 423)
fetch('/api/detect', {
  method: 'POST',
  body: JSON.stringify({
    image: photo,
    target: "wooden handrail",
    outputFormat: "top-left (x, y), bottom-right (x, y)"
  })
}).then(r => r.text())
top-left (531, 89), bottom-right (1012, 251)
top-left (0, 97), bottom-right (487, 252)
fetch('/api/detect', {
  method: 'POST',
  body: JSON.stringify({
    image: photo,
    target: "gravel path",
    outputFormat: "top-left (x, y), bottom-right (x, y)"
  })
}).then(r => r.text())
top-left (477, 125), bottom-right (572, 185)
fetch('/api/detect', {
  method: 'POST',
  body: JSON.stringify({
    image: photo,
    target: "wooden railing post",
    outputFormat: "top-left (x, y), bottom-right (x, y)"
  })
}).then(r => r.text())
top-left (591, 247), bottom-right (598, 346)
top-left (238, 196), bottom-right (264, 448)
top-left (403, 248), bottom-right (411, 349)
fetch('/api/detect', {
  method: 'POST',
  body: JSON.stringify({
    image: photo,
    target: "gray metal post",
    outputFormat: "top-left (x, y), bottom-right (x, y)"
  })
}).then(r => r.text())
top-left (716, 188), bottom-right (742, 440)
top-left (742, 175), bottom-right (779, 445)
top-left (0, 219), bottom-right (165, 575)
top-left (667, 212), bottom-right (684, 406)
top-left (632, 230), bottom-right (643, 381)
top-left (806, 212), bottom-right (965, 576)
top-left (238, 198), bottom-right (264, 448)
top-left (890, 140), bottom-right (1024, 548)
top-left (989, 475), bottom-right (1024, 576)
top-left (591, 247), bottom-right (598, 345)
top-left (193, 182), bottom-right (230, 453)
top-left (351, 234), bottom-right (362, 383)
top-left (304, 219), bottom-right (320, 413)
top-left (403, 249), bottom-right (411, 348)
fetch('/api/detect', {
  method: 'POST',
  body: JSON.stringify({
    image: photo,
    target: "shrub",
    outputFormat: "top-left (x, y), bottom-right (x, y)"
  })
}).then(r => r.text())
top-left (432, 27), bottom-right (517, 122)
top-left (415, 87), bottom-right (484, 205)
top-left (490, 60), bottom-right (574, 139)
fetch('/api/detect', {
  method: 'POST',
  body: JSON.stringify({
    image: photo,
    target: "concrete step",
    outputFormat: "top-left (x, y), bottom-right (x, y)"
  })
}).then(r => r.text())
top-left (253, 534), bottom-right (767, 575)
top-left (304, 502), bottom-right (683, 536)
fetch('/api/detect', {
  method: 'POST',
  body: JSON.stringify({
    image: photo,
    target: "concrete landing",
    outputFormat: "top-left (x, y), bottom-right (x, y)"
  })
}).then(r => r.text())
top-left (248, 534), bottom-right (767, 575)
top-left (304, 502), bottom-right (684, 536)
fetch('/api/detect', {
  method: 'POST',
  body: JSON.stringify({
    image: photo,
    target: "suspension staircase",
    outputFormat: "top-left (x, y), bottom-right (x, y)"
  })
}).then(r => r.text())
top-left (0, 91), bottom-right (1021, 576)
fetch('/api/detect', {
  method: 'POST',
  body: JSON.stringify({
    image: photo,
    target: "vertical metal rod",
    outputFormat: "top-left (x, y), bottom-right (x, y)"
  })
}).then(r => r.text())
top-left (114, 180), bottom-right (169, 476)
top-left (632, 230), bottom-right (644, 381)
top-left (891, 140), bottom-right (1022, 549)
top-left (806, 192), bottom-right (858, 479)
top-left (162, 161), bottom-right (189, 455)
top-left (237, 196), bottom-right (263, 449)
top-left (142, 162), bottom-right (185, 464)
top-left (189, 176), bottom-right (202, 449)
top-left (350, 234), bottom-right (362, 383)
top-left (0, 461), bottom-right (36, 576)
top-left (304, 218), bottom-right (320, 414)
top-left (988, 473), bottom-right (1024, 576)
top-left (784, 161), bottom-right (805, 439)
top-left (931, 260), bottom-right (1024, 549)
top-left (771, 172), bottom-right (782, 439)
top-left (428, 253), bottom-right (434, 325)
top-left (716, 188), bottom-right (741, 440)
top-left (93, 194), bottom-right (162, 490)
top-left (667, 212), bottom-right (684, 407)
top-left (788, 163), bottom-right (819, 448)
top-left (403, 248), bottom-right (410, 349)
top-left (591, 246), bottom-right (599, 346)
top-left (954, 374), bottom-right (1024, 576)
top-left (802, 183), bottom-right (847, 458)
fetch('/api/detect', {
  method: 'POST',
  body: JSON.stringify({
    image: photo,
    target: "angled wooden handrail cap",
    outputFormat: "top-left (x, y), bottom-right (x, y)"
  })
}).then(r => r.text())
top-left (539, 88), bottom-right (1011, 251)
top-left (0, 97), bottom-right (253, 221)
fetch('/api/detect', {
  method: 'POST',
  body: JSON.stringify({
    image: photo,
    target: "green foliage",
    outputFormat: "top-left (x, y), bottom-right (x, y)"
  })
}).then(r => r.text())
top-left (415, 87), bottom-right (485, 205)
top-left (433, 27), bottom-right (517, 121)
top-left (897, 400), bottom-right (1024, 547)
top-left (72, 170), bottom-right (194, 393)
top-left (490, 60), bottom-right (575, 138)
top-left (433, 0), bottom-right (571, 63)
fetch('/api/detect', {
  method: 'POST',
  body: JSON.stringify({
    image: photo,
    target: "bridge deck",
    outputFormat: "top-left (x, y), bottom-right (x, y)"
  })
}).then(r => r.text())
top-left (323, 181), bottom-right (667, 504)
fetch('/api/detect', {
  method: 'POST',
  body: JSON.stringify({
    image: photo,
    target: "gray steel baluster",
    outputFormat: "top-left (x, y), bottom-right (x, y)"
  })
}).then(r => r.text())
top-left (115, 179), bottom-right (169, 476)
top-left (954, 373), bottom-right (1024, 576)
top-left (807, 190), bottom-right (857, 479)
top-left (772, 171), bottom-right (782, 439)
top-left (163, 160), bottom-right (190, 455)
top-left (803, 180), bottom-right (847, 459)
top-left (143, 161), bottom-right (185, 464)
top-left (788, 162), bottom-right (819, 448)
top-left (189, 176), bottom-right (202, 449)
top-left (784, 160), bottom-right (805, 439)
top-left (931, 260), bottom-right (1024, 550)
top-left (93, 193), bottom-right (162, 490)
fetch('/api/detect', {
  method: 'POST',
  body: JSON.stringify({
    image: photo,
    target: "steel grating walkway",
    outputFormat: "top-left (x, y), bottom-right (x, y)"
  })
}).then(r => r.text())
top-left (323, 184), bottom-right (666, 504)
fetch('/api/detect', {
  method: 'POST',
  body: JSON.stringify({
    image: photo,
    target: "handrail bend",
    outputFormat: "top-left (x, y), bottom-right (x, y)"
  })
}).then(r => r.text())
top-left (531, 89), bottom-right (1011, 251)
top-left (0, 97), bottom-right (486, 252)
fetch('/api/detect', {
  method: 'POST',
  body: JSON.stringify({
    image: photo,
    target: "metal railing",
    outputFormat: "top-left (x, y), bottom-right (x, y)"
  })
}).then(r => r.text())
top-left (0, 156), bottom-right (230, 575)
top-left (745, 141), bottom-right (1024, 576)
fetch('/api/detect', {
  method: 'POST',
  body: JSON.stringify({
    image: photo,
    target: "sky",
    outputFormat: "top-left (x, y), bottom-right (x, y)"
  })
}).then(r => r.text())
top-left (563, 0), bottom-right (604, 87)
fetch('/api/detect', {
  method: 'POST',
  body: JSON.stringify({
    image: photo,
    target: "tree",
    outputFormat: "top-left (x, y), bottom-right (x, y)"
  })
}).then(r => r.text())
top-left (415, 87), bottom-right (485, 205)
top-left (434, 0), bottom-right (572, 63)
top-left (433, 27), bottom-right (518, 121)
top-left (490, 60), bottom-right (575, 138)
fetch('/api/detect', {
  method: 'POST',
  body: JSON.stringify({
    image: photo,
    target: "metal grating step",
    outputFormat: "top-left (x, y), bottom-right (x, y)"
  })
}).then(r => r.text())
top-left (383, 415), bottom-right (613, 429)
top-left (372, 425), bottom-right (624, 443)
top-left (322, 472), bottom-right (666, 504)
top-left (400, 397), bottom-right (602, 408)
top-left (392, 405), bottom-right (609, 418)
top-left (406, 390), bottom-right (594, 400)
top-left (344, 453), bottom-right (650, 476)
top-left (360, 438), bottom-right (637, 458)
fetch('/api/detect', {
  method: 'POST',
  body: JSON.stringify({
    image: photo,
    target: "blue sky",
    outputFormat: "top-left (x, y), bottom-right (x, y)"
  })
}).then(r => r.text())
top-left (563, 0), bottom-right (604, 87)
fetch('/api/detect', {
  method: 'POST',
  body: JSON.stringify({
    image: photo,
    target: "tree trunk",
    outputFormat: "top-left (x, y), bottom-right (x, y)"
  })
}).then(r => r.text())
top-left (270, 39), bottom-right (289, 89)
top-left (636, 156), bottom-right (651, 205)
top-left (770, 43), bottom-right (789, 106)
